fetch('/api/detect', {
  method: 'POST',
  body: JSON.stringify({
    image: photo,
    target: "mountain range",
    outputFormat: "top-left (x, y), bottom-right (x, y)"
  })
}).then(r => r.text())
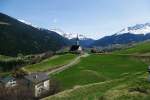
top-left (54, 23), bottom-right (150, 47)
top-left (1, 12), bottom-right (150, 56)
top-left (91, 23), bottom-right (150, 47)
top-left (116, 23), bottom-right (150, 35)
top-left (51, 29), bottom-right (95, 47)
top-left (0, 13), bottom-right (70, 56)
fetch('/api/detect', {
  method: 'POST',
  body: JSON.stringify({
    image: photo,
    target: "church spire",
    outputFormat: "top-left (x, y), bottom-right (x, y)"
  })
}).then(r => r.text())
top-left (76, 34), bottom-right (79, 46)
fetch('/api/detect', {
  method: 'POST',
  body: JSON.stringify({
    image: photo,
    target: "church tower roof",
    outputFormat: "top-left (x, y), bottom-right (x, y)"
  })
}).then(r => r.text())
top-left (76, 34), bottom-right (79, 46)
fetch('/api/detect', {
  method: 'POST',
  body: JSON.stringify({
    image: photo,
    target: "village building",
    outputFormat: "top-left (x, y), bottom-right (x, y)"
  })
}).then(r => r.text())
top-left (70, 34), bottom-right (83, 54)
top-left (0, 76), bottom-right (17, 88)
top-left (24, 72), bottom-right (50, 97)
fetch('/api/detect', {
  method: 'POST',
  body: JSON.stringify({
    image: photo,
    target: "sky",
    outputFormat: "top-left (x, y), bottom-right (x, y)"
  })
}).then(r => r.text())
top-left (0, 0), bottom-right (150, 39)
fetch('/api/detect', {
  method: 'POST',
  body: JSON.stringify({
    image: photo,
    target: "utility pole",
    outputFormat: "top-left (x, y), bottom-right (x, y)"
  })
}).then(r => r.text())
top-left (148, 66), bottom-right (150, 82)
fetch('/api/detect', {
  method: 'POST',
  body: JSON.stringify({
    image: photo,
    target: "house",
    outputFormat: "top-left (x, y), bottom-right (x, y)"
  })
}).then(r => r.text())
top-left (24, 72), bottom-right (50, 97)
top-left (70, 34), bottom-right (83, 54)
top-left (0, 76), bottom-right (17, 87)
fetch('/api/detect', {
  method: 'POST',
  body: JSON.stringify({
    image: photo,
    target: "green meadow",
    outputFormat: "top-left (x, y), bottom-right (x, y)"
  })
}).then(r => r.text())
top-left (44, 42), bottom-right (150, 100)
top-left (23, 54), bottom-right (77, 72)
top-left (44, 72), bottom-right (150, 100)
top-left (114, 41), bottom-right (150, 54)
top-left (51, 54), bottom-right (147, 90)
top-left (28, 41), bottom-right (150, 100)
top-left (0, 55), bottom-right (12, 60)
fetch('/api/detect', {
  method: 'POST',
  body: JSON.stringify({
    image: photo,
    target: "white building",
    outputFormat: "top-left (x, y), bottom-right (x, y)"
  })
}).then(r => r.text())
top-left (24, 72), bottom-right (50, 97)
top-left (0, 76), bottom-right (17, 87)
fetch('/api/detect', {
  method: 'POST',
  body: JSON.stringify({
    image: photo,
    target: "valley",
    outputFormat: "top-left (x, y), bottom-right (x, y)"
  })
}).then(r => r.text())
top-left (0, 11), bottom-right (150, 100)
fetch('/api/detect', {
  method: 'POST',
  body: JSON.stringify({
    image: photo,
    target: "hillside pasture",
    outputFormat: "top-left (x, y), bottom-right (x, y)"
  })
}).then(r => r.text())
top-left (23, 54), bottom-right (77, 72)
top-left (0, 55), bottom-right (12, 61)
top-left (44, 72), bottom-right (150, 100)
top-left (51, 54), bottom-right (147, 90)
top-left (114, 41), bottom-right (150, 54)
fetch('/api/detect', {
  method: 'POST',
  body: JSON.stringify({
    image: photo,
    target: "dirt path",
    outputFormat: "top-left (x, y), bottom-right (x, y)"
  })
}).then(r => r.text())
top-left (46, 53), bottom-right (89, 75)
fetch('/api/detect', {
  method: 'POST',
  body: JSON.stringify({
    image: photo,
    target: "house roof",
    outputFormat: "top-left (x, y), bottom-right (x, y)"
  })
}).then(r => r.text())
top-left (24, 72), bottom-right (49, 84)
top-left (70, 45), bottom-right (81, 51)
top-left (0, 76), bottom-right (15, 84)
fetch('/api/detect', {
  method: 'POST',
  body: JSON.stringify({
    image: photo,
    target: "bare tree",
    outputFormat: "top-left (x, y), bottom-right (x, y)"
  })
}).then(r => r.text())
top-left (0, 84), bottom-right (35, 100)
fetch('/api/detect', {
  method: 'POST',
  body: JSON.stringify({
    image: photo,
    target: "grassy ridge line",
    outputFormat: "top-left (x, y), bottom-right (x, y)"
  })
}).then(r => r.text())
top-left (114, 41), bottom-right (150, 54)
top-left (43, 72), bottom-right (145, 100)
top-left (23, 54), bottom-right (77, 73)
top-left (22, 55), bottom-right (59, 73)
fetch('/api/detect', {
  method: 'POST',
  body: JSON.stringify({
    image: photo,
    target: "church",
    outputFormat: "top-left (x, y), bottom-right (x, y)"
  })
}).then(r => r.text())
top-left (70, 34), bottom-right (83, 54)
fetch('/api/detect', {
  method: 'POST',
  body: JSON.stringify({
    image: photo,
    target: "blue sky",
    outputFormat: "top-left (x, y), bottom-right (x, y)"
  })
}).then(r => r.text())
top-left (0, 0), bottom-right (150, 39)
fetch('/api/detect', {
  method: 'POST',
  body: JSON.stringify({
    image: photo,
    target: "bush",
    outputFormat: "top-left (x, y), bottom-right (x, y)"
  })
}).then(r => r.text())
top-left (0, 58), bottom-right (27, 72)
top-left (12, 69), bottom-right (28, 78)
top-left (0, 85), bottom-right (35, 100)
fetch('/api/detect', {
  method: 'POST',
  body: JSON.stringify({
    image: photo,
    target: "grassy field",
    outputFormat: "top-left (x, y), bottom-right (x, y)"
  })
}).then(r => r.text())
top-left (0, 55), bottom-right (12, 60)
top-left (114, 41), bottom-right (150, 54)
top-left (23, 54), bottom-right (77, 72)
top-left (44, 72), bottom-right (150, 100)
top-left (0, 55), bottom-right (13, 77)
top-left (31, 41), bottom-right (150, 100)
top-left (51, 54), bottom-right (147, 90)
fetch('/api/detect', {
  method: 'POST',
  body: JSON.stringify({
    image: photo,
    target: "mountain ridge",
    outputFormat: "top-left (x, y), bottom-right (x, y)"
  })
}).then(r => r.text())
top-left (116, 23), bottom-right (150, 35)
top-left (0, 13), bottom-right (70, 56)
top-left (92, 23), bottom-right (150, 47)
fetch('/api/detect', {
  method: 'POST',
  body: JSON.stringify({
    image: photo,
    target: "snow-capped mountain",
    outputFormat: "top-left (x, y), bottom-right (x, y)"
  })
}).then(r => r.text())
top-left (50, 29), bottom-right (89, 40)
top-left (117, 23), bottom-right (150, 35)
top-left (58, 32), bottom-right (79, 39)
top-left (50, 29), bottom-right (95, 47)
top-left (92, 23), bottom-right (150, 47)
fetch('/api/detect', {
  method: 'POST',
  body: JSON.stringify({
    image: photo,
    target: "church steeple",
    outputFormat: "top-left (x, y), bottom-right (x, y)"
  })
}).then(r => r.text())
top-left (76, 34), bottom-right (79, 46)
top-left (70, 33), bottom-right (83, 53)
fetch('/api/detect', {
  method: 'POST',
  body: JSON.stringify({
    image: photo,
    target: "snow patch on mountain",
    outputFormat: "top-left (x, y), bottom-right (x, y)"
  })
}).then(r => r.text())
top-left (18, 19), bottom-right (39, 28)
top-left (63, 33), bottom-right (90, 40)
top-left (50, 29), bottom-right (90, 40)
top-left (18, 19), bottom-right (32, 25)
top-left (117, 23), bottom-right (150, 35)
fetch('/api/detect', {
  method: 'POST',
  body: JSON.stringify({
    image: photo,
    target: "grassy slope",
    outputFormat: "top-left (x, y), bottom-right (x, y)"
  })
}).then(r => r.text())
top-left (23, 54), bottom-right (77, 72)
top-left (114, 41), bottom-right (150, 54)
top-left (51, 54), bottom-right (147, 90)
top-left (44, 72), bottom-right (150, 100)
top-left (43, 41), bottom-right (150, 100)
top-left (0, 55), bottom-right (12, 60)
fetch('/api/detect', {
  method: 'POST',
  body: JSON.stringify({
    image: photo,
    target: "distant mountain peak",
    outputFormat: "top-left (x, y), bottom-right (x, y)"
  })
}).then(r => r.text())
top-left (117, 23), bottom-right (150, 35)
top-left (50, 28), bottom-right (91, 40)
